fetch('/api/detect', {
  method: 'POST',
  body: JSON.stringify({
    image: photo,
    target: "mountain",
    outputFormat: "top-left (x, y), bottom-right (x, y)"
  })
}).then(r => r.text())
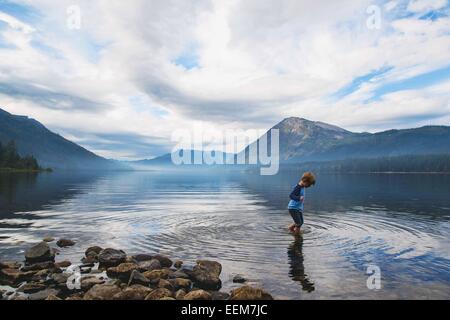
top-left (242, 117), bottom-right (450, 163)
top-left (128, 150), bottom-right (235, 169)
top-left (0, 108), bottom-right (120, 170)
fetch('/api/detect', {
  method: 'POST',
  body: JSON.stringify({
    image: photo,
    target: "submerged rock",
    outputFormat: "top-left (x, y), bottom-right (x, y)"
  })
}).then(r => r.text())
top-left (98, 249), bottom-right (127, 268)
top-left (85, 246), bottom-right (103, 256)
top-left (233, 274), bottom-right (247, 283)
top-left (56, 239), bottom-right (76, 248)
top-left (42, 237), bottom-right (55, 243)
top-left (230, 286), bottom-right (273, 300)
top-left (25, 242), bottom-right (55, 264)
top-left (184, 289), bottom-right (212, 301)
top-left (174, 260), bottom-right (183, 269)
top-left (84, 284), bottom-right (122, 300)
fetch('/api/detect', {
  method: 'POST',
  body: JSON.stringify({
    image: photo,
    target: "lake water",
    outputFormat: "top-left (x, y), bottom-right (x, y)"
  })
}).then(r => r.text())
top-left (1, 169), bottom-right (450, 299)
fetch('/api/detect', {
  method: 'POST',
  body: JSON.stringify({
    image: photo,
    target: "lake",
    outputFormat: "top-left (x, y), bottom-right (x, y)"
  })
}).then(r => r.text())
top-left (1, 169), bottom-right (450, 299)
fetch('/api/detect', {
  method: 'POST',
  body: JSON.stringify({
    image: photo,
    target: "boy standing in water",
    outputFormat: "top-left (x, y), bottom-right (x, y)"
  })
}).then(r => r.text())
top-left (288, 172), bottom-right (316, 234)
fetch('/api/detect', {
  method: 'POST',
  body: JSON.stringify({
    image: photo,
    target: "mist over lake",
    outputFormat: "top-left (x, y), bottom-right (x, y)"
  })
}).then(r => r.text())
top-left (1, 169), bottom-right (449, 299)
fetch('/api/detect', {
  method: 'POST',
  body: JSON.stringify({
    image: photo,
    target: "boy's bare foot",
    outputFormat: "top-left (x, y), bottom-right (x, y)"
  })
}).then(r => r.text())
top-left (288, 224), bottom-right (296, 232)
top-left (293, 226), bottom-right (301, 234)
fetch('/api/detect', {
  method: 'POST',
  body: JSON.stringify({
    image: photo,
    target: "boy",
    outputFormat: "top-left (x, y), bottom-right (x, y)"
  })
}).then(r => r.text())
top-left (288, 172), bottom-right (316, 234)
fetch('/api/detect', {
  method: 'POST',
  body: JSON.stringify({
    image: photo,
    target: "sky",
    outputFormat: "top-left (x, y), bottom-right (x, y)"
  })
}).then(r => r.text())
top-left (0, 0), bottom-right (450, 160)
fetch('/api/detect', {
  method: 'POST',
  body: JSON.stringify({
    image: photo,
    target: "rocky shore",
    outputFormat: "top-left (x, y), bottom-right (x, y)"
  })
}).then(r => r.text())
top-left (0, 238), bottom-right (273, 300)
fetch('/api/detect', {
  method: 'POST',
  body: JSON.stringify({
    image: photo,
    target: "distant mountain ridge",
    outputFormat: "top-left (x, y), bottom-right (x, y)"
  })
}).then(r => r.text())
top-left (0, 108), bottom-right (119, 170)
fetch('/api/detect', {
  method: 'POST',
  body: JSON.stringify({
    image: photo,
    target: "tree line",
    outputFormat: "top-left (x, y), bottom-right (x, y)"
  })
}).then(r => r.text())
top-left (297, 154), bottom-right (450, 173)
top-left (0, 140), bottom-right (40, 170)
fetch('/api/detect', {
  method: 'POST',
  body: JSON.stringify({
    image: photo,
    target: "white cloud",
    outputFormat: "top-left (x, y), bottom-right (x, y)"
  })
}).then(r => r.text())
top-left (0, 0), bottom-right (450, 159)
top-left (407, 0), bottom-right (448, 13)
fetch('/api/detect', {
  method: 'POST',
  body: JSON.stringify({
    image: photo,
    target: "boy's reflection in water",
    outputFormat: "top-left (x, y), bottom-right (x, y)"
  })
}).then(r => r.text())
top-left (287, 234), bottom-right (315, 293)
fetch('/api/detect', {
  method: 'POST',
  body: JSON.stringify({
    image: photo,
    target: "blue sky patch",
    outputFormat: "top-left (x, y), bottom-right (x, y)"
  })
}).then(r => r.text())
top-left (332, 66), bottom-right (394, 100)
top-left (173, 42), bottom-right (200, 70)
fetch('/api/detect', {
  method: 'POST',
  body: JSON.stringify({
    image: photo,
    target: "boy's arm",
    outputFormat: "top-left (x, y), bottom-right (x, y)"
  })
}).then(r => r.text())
top-left (289, 185), bottom-right (302, 201)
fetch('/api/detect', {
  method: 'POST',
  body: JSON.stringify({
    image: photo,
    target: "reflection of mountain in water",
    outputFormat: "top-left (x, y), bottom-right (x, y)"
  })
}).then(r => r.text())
top-left (0, 172), bottom-right (105, 220)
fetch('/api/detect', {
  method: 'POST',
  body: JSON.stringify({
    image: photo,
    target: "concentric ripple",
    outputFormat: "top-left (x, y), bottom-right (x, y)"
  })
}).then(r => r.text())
top-left (1, 171), bottom-right (450, 299)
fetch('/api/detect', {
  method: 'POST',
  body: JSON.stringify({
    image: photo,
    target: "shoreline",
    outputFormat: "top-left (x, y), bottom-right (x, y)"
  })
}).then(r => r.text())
top-left (0, 238), bottom-right (273, 301)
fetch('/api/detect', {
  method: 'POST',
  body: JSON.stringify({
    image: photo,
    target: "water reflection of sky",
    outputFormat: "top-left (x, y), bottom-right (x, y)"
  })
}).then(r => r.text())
top-left (0, 169), bottom-right (449, 299)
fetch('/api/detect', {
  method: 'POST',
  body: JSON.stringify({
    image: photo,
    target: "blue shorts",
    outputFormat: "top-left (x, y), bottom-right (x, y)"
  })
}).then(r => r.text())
top-left (288, 209), bottom-right (304, 227)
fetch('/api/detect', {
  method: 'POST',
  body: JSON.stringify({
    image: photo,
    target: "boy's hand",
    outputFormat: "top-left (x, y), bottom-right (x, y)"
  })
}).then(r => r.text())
top-left (300, 196), bottom-right (305, 202)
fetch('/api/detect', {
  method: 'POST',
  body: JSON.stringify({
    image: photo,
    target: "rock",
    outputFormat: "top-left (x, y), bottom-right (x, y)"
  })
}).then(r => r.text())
top-left (184, 289), bottom-right (212, 300)
top-left (0, 289), bottom-right (5, 299)
top-left (25, 242), bottom-right (55, 264)
top-left (233, 274), bottom-right (247, 283)
top-left (143, 269), bottom-right (171, 281)
top-left (210, 291), bottom-right (230, 300)
top-left (85, 246), bottom-right (103, 256)
top-left (55, 261), bottom-right (72, 268)
top-left (137, 259), bottom-right (161, 272)
top-left (170, 278), bottom-right (192, 291)
top-left (175, 289), bottom-right (186, 300)
top-left (174, 260), bottom-right (183, 269)
top-left (196, 260), bottom-right (222, 277)
top-left (153, 255), bottom-right (173, 268)
top-left (18, 282), bottom-right (47, 294)
top-left (51, 273), bottom-right (70, 285)
top-left (0, 261), bottom-right (21, 269)
top-left (0, 268), bottom-right (36, 287)
top-left (98, 249), bottom-right (127, 268)
top-left (43, 237), bottom-right (55, 243)
top-left (56, 239), bottom-right (76, 248)
top-left (144, 288), bottom-right (173, 300)
top-left (112, 285), bottom-right (152, 300)
top-left (21, 261), bottom-right (55, 272)
top-left (106, 263), bottom-right (138, 280)
top-left (189, 263), bottom-right (222, 291)
top-left (81, 255), bottom-right (97, 264)
top-left (230, 286), bottom-right (273, 300)
top-left (160, 297), bottom-right (176, 300)
top-left (46, 294), bottom-right (62, 300)
top-left (10, 293), bottom-right (28, 300)
top-left (84, 284), bottom-right (122, 300)
top-left (66, 295), bottom-right (84, 300)
top-left (158, 279), bottom-right (173, 291)
top-left (29, 289), bottom-right (60, 301)
top-left (127, 270), bottom-right (150, 286)
top-left (81, 277), bottom-right (105, 291)
top-left (132, 254), bottom-right (153, 262)
top-left (169, 270), bottom-right (190, 279)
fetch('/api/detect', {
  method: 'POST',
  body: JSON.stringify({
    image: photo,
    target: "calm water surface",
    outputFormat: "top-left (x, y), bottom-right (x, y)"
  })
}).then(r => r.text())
top-left (1, 169), bottom-right (449, 299)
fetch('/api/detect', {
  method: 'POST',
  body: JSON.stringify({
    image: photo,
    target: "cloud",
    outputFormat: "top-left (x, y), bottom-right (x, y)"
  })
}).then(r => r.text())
top-left (0, 0), bottom-right (449, 159)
